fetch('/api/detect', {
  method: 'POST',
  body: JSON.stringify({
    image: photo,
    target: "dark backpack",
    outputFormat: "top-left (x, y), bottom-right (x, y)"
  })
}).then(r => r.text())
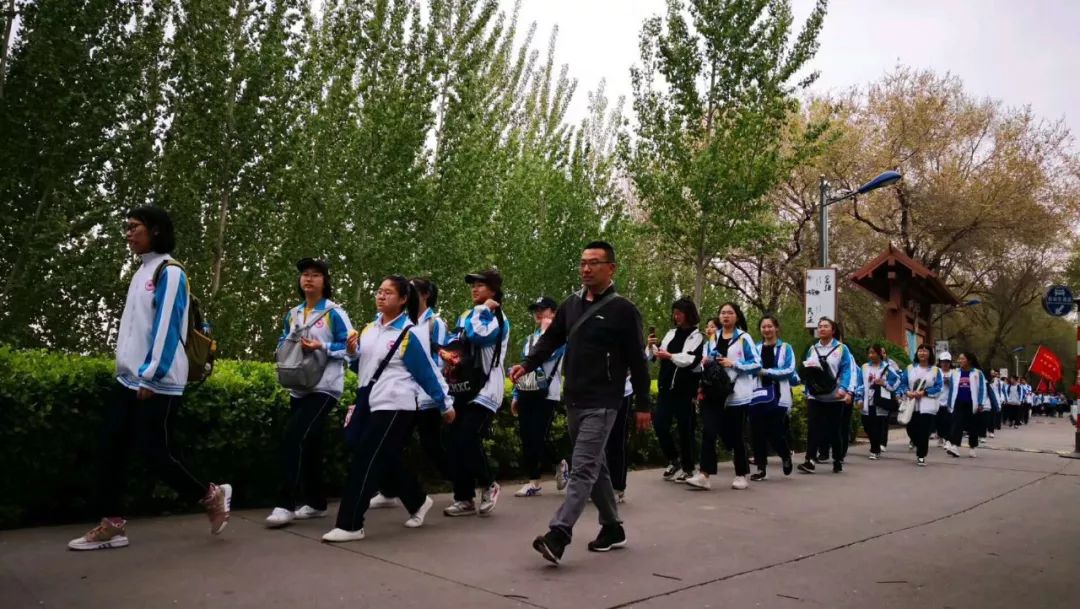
top-left (700, 361), bottom-right (733, 404)
top-left (153, 260), bottom-right (216, 384)
top-left (443, 309), bottom-right (504, 402)
top-left (800, 344), bottom-right (841, 397)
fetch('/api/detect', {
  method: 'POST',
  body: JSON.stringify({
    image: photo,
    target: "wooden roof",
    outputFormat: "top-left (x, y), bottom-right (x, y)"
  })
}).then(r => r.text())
top-left (849, 244), bottom-right (961, 306)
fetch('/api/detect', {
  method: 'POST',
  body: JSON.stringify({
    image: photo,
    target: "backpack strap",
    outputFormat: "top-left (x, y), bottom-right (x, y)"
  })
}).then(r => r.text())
top-left (568, 290), bottom-right (621, 339)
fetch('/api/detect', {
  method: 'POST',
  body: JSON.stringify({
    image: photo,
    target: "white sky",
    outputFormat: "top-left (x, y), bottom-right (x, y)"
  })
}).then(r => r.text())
top-left (504, 0), bottom-right (1079, 136)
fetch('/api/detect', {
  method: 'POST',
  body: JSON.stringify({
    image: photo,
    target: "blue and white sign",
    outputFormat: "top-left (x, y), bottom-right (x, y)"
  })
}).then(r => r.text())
top-left (1042, 285), bottom-right (1074, 317)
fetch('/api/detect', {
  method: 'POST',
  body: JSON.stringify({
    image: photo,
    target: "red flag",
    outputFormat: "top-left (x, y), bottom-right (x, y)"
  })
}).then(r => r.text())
top-left (1028, 346), bottom-right (1063, 383)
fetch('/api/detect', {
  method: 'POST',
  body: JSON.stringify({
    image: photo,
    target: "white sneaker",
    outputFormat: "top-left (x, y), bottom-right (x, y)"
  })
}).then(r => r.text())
top-left (442, 500), bottom-right (477, 517)
top-left (322, 527), bottom-right (365, 543)
top-left (673, 469), bottom-right (691, 483)
top-left (265, 507), bottom-right (295, 528)
top-left (404, 496), bottom-right (434, 528)
top-left (989, 432), bottom-right (996, 439)
top-left (479, 482), bottom-right (501, 514)
top-left (945, 445), bottom-right (960, 458)
top-left (879, 446), bottom-right (887, 453)
top-left (917, 458), bottom-right (927, 467)
top-left (556, 459), bottom-right (570, 491)
top-left (294, 505), bottom-right (328, 520)
top-left (515, 482), bottom-right (543, 497)
top-left (937, 438), bottom-right (945, 447)
top-left (969, 448), bottom-right (977, 459)
top-left (731, 476), bottom-right (749, 490)
top-left (868, 453), bottom-right (879, 460)
top-left (685, 472), bottom-right (711, 490)
top-left (369, 493), bottom-right (400, 509)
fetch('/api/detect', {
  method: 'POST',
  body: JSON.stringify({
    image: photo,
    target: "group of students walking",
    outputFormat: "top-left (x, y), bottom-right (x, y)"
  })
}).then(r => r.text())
top-left (68, 205), bottom-right (1048, 567)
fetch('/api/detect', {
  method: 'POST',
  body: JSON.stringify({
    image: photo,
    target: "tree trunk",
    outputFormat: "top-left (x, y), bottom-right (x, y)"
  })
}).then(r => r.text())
top-left (0, 0), bottom-right (16, 100)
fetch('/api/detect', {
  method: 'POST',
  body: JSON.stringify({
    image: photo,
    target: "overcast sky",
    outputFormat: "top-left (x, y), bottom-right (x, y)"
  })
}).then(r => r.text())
top-left (503, 0), bottom-right (1079, 137)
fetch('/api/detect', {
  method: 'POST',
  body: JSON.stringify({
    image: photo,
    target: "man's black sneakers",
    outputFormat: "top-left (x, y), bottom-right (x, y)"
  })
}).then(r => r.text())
top-left (533, 529), bottom-right (569, 565)
top-left (587, 524), bottom-right (627, 552)
top-left (782, 458), bottom-right (794, 476)
top-left (833, 460), bottom-right (843, 473)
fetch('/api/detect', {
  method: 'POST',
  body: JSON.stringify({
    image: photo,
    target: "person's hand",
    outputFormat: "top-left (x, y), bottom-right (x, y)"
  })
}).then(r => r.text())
top-left (509, 364), bottom-right (526, 383)
top-left (511, 399), bottom-right (519, 416)
top-left (836, 388), bottom-right (848, 401)
top-left (442, 407), bottom-right (456, 424)
top-left (136, 387), bottom-right (154, 401)
top-left (346, 330), bottom-right (359, 355)
top-left (656, 349), bottom-right (672, 361)
top-left (647, 335), bottom-right (657, 347)
top-left (874, 377), bottom-right (885, 386)
top-left (484, 299), bottom-right (500, 311)
top-left (719, 357), bottom-right (734, 368)
top-left (301, 337), bottom-right (323, 352)
top-left (635, 411), bottom-right (652, 431)
top-left (344, 404), bottom-right (356, 427)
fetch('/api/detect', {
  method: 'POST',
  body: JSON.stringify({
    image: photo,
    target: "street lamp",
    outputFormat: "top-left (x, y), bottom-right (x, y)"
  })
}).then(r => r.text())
top-left (819, 170), bottom-right (902, 267)
top-left (1012, 345), bottom-right (1026, 377)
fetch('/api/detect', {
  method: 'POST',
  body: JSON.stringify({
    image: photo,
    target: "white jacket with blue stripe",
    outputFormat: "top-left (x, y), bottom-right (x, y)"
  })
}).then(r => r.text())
top-left (357, 312), bottom-right (452, 413)
top-left (944, 368), bottom-right (989, 411)
top-left (855, 360), bottom-right (903, 415)
top-left (453, 305), bottom-right (511, 412)
top-left (756, 340), bottom-right (798, 409)
top-left (277, 299), bottom-right (355, 400)
top-left (412, 308), bottom-right (450, 410)
top-left (116, 252), bottom-right (189, 396)
top-left (709, 328), bottom-right (761, 407)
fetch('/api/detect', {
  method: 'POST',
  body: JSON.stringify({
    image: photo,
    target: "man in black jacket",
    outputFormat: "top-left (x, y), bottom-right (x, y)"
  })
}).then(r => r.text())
top-left (509, 240), bottom-right (651, 566)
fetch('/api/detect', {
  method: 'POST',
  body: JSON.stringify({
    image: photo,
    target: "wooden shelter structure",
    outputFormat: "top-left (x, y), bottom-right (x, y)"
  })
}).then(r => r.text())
top-left (849, 245), bottom-right (960, 353)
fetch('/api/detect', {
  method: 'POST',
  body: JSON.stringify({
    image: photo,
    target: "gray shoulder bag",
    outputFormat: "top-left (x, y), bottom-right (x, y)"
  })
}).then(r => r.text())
top-left (275, 306), bottom-right (338, 391)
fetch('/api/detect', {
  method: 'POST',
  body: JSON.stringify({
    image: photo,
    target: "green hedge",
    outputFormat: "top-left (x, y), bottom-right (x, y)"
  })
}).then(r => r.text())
top-left (0, 347), bottom-right (819, 528)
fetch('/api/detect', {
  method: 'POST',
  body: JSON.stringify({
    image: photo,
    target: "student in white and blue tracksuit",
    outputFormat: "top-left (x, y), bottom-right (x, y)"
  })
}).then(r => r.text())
top-left (322, 276), bottom-right (454, 543)
top-left (855, 344), bottom-right (902, 458)
top-left (943, 352), bottom-right (988, 457)
top-left (1022, 381), bottom-right (1033, 424)
top-left (798, 317), bottom-right (857, 474)
top-left (265, 259), bottom-right (357, 527)
top-left (686, 302), bottom-right (760, 490)
top-left (70, 207), bottom-right (231, 552)
top-left (901, 344), bottom-right (944, 465)
top-left (512, 296), bottom-right (566, 497)
top-left (442, 269), bottom-right (511, 517)
top-left (748, 315), bottom-right (797, 480)
top-left (935, 354), bottom-right (955, 448)
top-left (370, 278), bottom-right (453, 511)
top-left (989, 370), bottom-right (1005, 434)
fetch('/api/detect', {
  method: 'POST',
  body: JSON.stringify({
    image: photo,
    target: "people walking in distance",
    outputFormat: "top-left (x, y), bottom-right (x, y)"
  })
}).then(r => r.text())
top-left (322, 276), bottom-right (454, 543)
top-left (512, 296), bottom-right (567, 498)
top-left (686, 302), bottom-right (760, 490)
top-left (69, 207), bottom-right (232, 551)
top-left (745, 315), bottom-right (796, 481)
top-left (441, 269), bottom-right (511, 517)
top-left (1004, 377), bottom-right (1023, 428)
top-left (935, 353), bottom-right (955, 451)
top-left (370, 278), bottom-right (451, 510)
top-left (944, 352), bottom-right (988, 458)
top-left (509, 241), bottom-right (652, 566)
top-left (648, 297), bottom-right (705, 483)
top-left (266, 259), bottom-right (357, 528)
top-left (988, 369), bottom-right (1006, 437)
top-left (1021, 380), bottom-right (1033, 424)
top-left (856, 344), bottom-right (902, 460)
top-left (901, 345), bottom-right (944, 467)
top-left (981, 367), bottom-right (1002, 443)
top-left (798, 317), bottom-right (857, 475)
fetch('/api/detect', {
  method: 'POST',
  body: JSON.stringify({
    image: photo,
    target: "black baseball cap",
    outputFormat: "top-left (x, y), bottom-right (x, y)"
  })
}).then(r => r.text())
top-left (528, 296), bottom-right (558, 312)
top-left (464, 268), bottom-right (503, 293)
top-left (296, 258), bottom-right (330, 274)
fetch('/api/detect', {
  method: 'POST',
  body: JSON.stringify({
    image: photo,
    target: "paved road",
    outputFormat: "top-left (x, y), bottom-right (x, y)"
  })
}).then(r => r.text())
top-left (2, 417), bottom-right (1078, 609)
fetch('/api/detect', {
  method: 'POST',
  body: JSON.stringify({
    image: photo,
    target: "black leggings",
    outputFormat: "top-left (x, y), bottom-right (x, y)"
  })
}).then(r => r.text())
top-left (862, 412), bottom-right (889, 454)
top-left (949, 401), bottom-right (982, 449)
top-left (96, 384), bottom-right (208, 517)
top-left (907, 412), bottom-right (934, 458)
top-left (336, 410), bottom-right (425, 531)
top-left (750, 409), bottom-right (791, 472)
top-left (516, 393), bottom-right (558, 480)
top-left (277, 392), bottom-right (336, 511)
top-left (449, 401), bottom-right (494, 502)
top-left (701, 404), bottom-right (749, 476)
top-left (654, 390), bottom-right (697, 473)
top-left (805, 399), bottom-right (845, 464)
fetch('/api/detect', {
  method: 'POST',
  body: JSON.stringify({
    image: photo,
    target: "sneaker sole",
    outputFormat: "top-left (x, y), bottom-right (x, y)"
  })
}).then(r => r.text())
top-left (68, 537), bottom-right (129, 551)
top-left (443, 509), bottom-right (477, 517)
top-left (265, 519), bottom-right (293, 528)
top-left (293, 512), bottom-right (328, 520)
top-left (533, 536), bottom-right (561, 565)
top-left (211, 484), bottom-right (233, 535)
top-left (588, 539), bottom-right (628, 552)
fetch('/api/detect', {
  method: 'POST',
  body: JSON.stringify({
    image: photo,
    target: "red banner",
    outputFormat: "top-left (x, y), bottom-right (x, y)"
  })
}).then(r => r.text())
top-left (1029, 345), bottom-right (1063, 383)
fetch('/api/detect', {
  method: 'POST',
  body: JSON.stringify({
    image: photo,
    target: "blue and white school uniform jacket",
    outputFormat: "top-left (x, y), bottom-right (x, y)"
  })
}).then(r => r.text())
top-left (709, 328), bottom-right (761, 407)
top-left (513, 327), bottom-right (566, 402)
top-left (1004, 383), bottom-right (1023, 405)
top-left (989, 379), bottom-right (1006, 411)
top-left (756, 340), bottom-right (798, 409)
top-left (277, 299), bottom-right (355, 400)
top-left (855, 360), bottom-right (903, 416)
top-left (944, 368), bottom-right (988, 411)
top-left (356, 312), bottom-right (451, 413)
top-left (901, 364), bottom-right (944, 415)
top-left (803, 339), bottom-right (857, 402)
top-left (412, 308), bottom-right (450, 410)
top-left (116, 252), bottom-right (190, 396)
top-left (938, 368), bottom-right (956, 412)
top-left (1022, 384), bottom-right (1033, 405)
top-left (453, 305), bottom-right (511, 412)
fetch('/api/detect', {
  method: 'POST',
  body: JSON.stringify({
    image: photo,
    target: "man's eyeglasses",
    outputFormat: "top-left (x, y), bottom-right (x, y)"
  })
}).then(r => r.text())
top-left (578, 259), bottom-right (612, 269)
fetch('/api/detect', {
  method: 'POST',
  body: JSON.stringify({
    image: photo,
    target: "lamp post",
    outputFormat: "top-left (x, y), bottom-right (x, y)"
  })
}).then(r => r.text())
top-left (819, 171), bottom-right (902, 267)
top-left (1012, 345), bottom-right (1026, 378)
